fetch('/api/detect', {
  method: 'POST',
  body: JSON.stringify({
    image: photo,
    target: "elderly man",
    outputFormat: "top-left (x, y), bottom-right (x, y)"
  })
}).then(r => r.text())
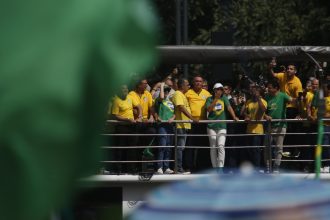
top-left (185, 75), bottom-right (211, 172)
top-left (129, 78), bottom-right (157, 173)
top-left (172, 78), bottom-right (198, 174)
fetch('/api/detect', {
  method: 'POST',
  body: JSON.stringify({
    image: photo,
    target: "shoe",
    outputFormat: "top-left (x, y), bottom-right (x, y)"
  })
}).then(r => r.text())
top-left (99, 168), bottom-right (110, 175)
top-left (177, 169), bottom-right (191, 174)
top-left (281, 152), bottom-right (291, 157)
top-left (164, 168), bottom-right (174, 174)
top-left (303, 166), bottom-right (311, 173)
top-left (273, 166), bottom-right (280, 173)
top-left (321, 166), bottom-right (330, 173)
top-left (155, 168), bottom-right (163, 174)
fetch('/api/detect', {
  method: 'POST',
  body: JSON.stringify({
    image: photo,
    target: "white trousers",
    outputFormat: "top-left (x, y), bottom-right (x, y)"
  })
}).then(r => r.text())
top-left (207, 128), bottom-right (227, 168)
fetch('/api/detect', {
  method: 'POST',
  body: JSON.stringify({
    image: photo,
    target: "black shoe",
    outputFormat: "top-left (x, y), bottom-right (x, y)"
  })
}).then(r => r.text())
top-left (177, 168), bottom-right (191, 174)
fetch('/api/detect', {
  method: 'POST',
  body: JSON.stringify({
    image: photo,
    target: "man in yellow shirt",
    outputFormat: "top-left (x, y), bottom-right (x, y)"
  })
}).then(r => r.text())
top-left (172, 78), bottom-right (198, 174)
top-left (128, 78), bottom-right (156, 172)
top-left (300, 78), bottom-right (320, 172)
top-left (270, 62), bottom-right (302, 116)
top-left (185, 75), bottom-right (211, 172)
top-left (269, 61), bottom-right (302, 166)
top-left (111, 84), bottom-right (142, 174)
top-left (243, 85), bottom-right (267, 168)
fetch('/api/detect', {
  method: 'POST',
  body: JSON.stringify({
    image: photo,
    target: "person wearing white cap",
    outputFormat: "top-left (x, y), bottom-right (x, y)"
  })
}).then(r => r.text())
top-left (205, 83), bottom-right (239, 172)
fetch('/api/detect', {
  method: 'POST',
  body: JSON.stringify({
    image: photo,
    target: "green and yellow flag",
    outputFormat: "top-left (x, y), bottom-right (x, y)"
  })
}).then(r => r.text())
top-left (0, 0), bottom-right (157, 219)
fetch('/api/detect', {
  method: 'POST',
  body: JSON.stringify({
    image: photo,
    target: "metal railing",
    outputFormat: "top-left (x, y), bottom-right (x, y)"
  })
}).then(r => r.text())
top-left (101, 118), bottom-right (330, 174)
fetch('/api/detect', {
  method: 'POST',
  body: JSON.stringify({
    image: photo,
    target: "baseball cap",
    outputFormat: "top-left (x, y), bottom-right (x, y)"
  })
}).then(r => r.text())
top-left (213, 83), bottom-right (224, 89)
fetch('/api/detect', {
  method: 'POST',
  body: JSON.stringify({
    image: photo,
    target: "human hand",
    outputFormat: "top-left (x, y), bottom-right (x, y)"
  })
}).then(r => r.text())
top-left (192, 118), bottom-right (199, 123)
top-left (264, 115), bottom-right (272, 121)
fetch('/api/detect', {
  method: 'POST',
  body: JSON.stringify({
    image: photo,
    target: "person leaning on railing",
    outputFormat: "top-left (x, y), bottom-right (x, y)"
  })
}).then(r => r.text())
top-left (321, 83), bottom-right (330, 173)
top-left (264, 80), bottom-right (293, 172)
top-left (206, 83), bottom-right (239, 173)
top-left (171, 78), bottom-right (198, 174)
top-left (300, 78), bottom-right (320, 172)
top-left (185, 74), bottom-right (211, 172)
top-left (269, 59), bottom-right (303, 163)
top-left (129, 78), bottom-right (157, 164)
top-left (111, 84), bottom-right (142, 174)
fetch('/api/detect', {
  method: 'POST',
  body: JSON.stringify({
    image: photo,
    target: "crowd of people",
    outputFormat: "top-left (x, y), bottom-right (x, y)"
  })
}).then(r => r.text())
top-left (105, 62), bottom-right (330, 175)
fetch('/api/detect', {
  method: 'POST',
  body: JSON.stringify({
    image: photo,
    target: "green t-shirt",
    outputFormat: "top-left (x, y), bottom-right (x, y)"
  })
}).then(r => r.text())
top-left (206, 96), bottom-right (230, 130)
top-left (155, 98), bottom-right (175, 121)
top-left (265, 92), bottom-right (291, 128)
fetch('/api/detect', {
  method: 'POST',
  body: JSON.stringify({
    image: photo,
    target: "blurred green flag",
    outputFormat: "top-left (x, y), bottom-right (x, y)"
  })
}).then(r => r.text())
top-left (0, 0), bottom-right (157, 219)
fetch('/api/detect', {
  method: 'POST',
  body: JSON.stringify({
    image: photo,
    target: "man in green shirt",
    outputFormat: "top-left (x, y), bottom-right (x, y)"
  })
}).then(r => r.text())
top-left (265, 80), bottom-right (293, 172)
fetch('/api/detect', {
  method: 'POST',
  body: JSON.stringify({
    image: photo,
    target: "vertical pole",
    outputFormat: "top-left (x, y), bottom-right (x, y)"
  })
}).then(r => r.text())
top-left (174, 124), bottom-right (178, 173)
top-left (316, 88), bottom-right (325, 179)
top-left (175, 0), bottom-right (182, 45)
top-left (183, 0), bottom-right (189, 78)
top-left (265, 120), bottom-right (272, 173)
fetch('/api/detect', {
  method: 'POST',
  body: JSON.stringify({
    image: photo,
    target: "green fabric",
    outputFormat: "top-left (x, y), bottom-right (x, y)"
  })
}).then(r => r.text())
top-left (311, 90), bottom-right (320, 108)
top-left (206, 96), bottom-right (230, 130)
top-left (265, 92), bottom-right (290, 128)
top-left (155, 98), bottom-right (175, 121)
top-left (0, 0), bottom-right (157, 220)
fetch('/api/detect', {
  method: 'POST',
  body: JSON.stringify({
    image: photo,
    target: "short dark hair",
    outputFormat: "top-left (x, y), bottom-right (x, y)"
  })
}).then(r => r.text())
top-left (267, 79), bottom-right (280, 90)
top-left (177, 77), bottom-right (188, 89)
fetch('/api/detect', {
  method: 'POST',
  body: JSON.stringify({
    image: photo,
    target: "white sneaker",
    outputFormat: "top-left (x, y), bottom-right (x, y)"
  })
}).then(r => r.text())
top-left (164, 168), bottom-right (174, 174)
top-left (156, 168), bottom-right (163, 174)
top-left (321, 167), bottom-right (330, 173)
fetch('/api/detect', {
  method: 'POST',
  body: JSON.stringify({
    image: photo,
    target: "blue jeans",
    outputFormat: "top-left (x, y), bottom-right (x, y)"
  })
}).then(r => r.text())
top-left (176, 128), bottom-right (187, 170)
top-left (244, 134), bottom-right (263, 168)
top-left (157, 125), bottom-right (174, 169)
top-left (322, 126), bottom-right (330, 167)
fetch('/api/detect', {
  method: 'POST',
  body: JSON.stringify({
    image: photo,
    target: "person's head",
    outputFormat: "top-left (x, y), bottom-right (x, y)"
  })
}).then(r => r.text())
top-left (202, 80), bottom-right (209, 91)
top-left (311, 78), bottom-right (319, 92)
top-left (121, 84), bottom-right (129, 96)
top-left (136, 78), bottom-right (148, 93)
top-left (223, 85), bottom-right (232, 96)
top-left (172, 77), bottom-right (179, 91)
top-left (192, 75), bottom-right (203, 92)
top-left (286, 64), bottom-right (297, 78)
top-left (249, 82), bottom-right (257, 95)
top-left (305, 80), bottom-right (312, 92)
top-left (165, 77), bottom-right (174, 88)
top-left (213, 83), bottom-right (224, 97)
top-left (267, 80), bottom-right (280, 96)
top-left (177, 78), bottom-right (190, 93)
top-left (171, 67), bottom-right (179, 76)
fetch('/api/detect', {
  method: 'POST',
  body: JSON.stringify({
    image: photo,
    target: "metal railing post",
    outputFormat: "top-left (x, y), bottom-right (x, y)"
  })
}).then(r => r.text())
top-left (174, 123), bottom-right (178, 173)
top-left (265, 120), bottom-right (272, 173)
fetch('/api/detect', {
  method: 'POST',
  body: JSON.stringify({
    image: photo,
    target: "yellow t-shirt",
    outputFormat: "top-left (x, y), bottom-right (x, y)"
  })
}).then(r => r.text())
top-left (185, 89), bottom-right (211, 120)
top-left (298, 91), bottom-right (314, 118)
top-left (111, 95), bottom-right (136, 119)
top-left (245, 98), bottom-right (267, 134)
top-left (172, 90), bottom-right (191, 129)
top-left (275, 72), bottom-right (303, 108)
top-left (324, 96), bottom-right (330, 126)
top-left (128, 90), bottom-right (153, 120)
